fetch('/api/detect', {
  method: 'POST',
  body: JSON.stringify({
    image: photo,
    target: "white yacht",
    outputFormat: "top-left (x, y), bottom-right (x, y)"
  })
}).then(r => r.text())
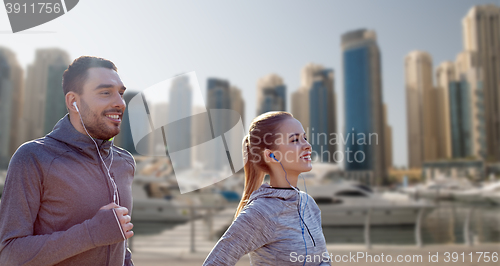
top-left (452, 182), bottom-right (500, 204)
top-left (297, 163), bottom-right (434, 226)
top-left (307, 181), bottom-right (433, 226)
top-left (130, 157), bottom-right (229, 222)
top-left (131, 178), bottom-right (191, 222)
top-left (400, 176), bottom-right (474, 200)
top-left (483, 192), bottom-right (500, 205)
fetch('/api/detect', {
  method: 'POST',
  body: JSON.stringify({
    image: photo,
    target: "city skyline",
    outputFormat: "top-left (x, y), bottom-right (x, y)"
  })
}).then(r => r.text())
top-left (0, 0), bottom-right (498, 168)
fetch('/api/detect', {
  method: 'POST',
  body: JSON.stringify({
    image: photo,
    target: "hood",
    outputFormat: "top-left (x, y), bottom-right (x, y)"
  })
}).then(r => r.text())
top-left (46, 114), bottom-right (113, 164)
top-left (248, 183), bottom-right (302, 204)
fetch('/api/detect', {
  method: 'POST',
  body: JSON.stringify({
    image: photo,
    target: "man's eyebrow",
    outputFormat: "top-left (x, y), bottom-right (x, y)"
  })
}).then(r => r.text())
top-left (288, 132), bottom-right (306, 139)
top-left (94, 84), bottom-right (127, 91)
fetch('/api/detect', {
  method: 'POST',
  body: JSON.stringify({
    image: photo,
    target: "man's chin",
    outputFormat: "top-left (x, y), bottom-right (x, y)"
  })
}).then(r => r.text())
top-left (107, 129), bottom-right (120, 139)
top-left (97, 128), bottom-right (120, 140)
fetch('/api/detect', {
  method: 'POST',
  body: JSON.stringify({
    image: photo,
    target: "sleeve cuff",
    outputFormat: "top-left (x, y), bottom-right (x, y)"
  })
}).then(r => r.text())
top-left (85, 209), bottom-right (125, 247)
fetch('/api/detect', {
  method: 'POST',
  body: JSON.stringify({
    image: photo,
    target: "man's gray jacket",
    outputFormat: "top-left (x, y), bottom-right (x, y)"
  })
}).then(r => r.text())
top-left (0, 114), bottom-right (135, 265)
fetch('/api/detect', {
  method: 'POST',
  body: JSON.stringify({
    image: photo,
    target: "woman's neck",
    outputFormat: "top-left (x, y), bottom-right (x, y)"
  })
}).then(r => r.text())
top-left (269, 170), bottom-right (299, 188)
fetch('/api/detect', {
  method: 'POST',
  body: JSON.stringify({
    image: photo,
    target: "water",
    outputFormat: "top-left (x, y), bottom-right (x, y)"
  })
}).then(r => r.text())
top-left (322, 202), bottom-right (500, 245)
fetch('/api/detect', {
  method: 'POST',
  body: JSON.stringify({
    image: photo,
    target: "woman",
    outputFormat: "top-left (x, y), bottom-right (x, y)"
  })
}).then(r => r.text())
top-left (203, 111), bottom-right (330, 266)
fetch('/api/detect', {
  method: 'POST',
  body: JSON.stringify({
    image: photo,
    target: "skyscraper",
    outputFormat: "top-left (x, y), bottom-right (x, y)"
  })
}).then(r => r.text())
top-left (44, 63), bottom-right (69, 134)
top-left (256, 74), bottom-right (286, 115)
top-left (435, 62), bottom-right (455, 159)
top-left (229, 86), bottom-right (245, 173)
top-left (448, 76), bottom-right (473, 158)
top-left (206, 78), bottom-right (245, 172)
top-left (167, 75), bottom-right (192, 170)
top-left (207, 78), bottom-right (231, 110)
top-left (405, 51), bottom-right (436, 169)
top-left (18, 48), bottom-right (70, 145)
top-left (205, 78), bottom-right (231, 171)
top-left (292, 63), bottom-right (337, 163)
top-left (383, 104), bottom-right (393, 170)
top-left (342, 29), bottom-right (386, 184)
top-left (113, 91), bottom-right (139, 154)
top-left (454, 51), bottom-right (486, 159)
top-left (462, 5), bottom-right (500, 161)
top-left (230, 86), bottom-right (245, 127)
top-left (0, 47), bottom-right (23, 169)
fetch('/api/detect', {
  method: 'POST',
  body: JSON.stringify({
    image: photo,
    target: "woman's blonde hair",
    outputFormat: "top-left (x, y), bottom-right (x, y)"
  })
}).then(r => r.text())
top-left (235, 111), bottom-right (294, 219)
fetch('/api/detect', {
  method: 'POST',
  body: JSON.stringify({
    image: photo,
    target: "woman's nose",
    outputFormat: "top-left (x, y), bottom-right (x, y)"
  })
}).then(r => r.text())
top-left (303, 139), bottom-right (311, 150)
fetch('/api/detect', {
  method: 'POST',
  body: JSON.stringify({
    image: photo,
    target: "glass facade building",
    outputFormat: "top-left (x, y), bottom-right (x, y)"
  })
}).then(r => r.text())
top-left (0, 52), bottom-right (13, 169)
top-left (343, 46), bottom-right (372, 171)
top-left (309, 68), bottom-right (336, 163)
top-left (43, 64), bottom-right (68, 134)
top-left (342, 29), bottom-right (386, 184)
top-left (449, 77), bottom-right (473, 158)
top-left (259, 84), bottom-right (286, 115)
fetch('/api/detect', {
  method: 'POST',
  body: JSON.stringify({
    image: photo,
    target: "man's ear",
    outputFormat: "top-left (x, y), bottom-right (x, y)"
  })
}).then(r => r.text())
top-left (65, 92), bottom-right (78, 113)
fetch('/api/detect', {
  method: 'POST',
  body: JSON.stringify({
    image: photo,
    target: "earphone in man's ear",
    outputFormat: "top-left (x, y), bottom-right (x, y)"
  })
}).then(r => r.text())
top-left (73, 102), bottom-right (79, 112)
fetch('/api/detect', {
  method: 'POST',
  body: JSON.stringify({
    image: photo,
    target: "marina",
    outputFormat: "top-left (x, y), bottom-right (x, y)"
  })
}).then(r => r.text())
top-left (130, 201), bottom-right (500, 265)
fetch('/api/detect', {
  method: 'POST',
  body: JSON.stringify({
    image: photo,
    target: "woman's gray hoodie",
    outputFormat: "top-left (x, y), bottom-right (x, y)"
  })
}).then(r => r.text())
top-left (203, 183), bottom-right (331, 265)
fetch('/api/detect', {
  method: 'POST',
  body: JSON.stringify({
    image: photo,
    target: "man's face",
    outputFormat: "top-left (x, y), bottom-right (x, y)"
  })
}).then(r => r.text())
top-left (78, 67), bottom-right (126, 140)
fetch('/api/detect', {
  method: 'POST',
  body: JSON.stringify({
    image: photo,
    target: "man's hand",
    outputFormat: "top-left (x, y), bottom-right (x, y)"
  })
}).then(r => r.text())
top-left (100, 203), bottom-right (134, 239)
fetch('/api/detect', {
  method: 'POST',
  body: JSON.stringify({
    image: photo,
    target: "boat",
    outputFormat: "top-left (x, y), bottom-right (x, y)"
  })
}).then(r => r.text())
top-left (483, 191), bottom-right (500, 205)
top-left (452, 182), bottom-right (500, 204)
top-left (131, 178), bottom-right (192, 222)
top-left (297, 163), bottom-right (434, 226)
top-left (308, 181), bottom-right (433, 226)
top-left (130, 156), bottom-right (231, 222)
top-left (400, 175), bottom-right (474, 200)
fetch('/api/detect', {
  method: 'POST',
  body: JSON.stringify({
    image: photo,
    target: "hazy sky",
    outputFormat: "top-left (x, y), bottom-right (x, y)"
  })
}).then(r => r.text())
top-left (1, 0), bottom-right (498, 168)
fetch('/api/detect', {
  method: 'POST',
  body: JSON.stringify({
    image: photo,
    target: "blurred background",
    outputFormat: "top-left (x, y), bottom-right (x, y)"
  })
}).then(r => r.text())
top-left (1, 1), bottom-right (500, 265)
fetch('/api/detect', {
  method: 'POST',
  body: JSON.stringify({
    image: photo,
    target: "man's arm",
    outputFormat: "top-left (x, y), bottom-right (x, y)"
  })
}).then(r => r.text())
top-left (0, 147), bottom-right (126, 266)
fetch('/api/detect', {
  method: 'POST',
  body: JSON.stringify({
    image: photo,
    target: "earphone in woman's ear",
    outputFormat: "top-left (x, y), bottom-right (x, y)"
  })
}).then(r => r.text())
top-left (270, 153), bottom-right (279, 162)
top-left (73, 102), bottom-right (79, 112)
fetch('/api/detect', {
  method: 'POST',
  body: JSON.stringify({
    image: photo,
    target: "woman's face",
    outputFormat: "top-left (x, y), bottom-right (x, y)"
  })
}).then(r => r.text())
top-left (269, 118), bottom-right (312, 175)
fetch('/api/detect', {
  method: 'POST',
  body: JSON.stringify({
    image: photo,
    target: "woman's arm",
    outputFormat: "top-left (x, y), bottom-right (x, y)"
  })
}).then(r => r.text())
top-left (203, 200), bottom-right (277, 266)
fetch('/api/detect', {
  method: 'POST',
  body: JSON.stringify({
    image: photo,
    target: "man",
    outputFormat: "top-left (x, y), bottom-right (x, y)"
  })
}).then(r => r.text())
top-left (0, 56), bottom-right (135, 265)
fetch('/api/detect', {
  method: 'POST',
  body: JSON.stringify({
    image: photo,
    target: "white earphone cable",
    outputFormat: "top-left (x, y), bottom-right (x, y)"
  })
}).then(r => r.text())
top-left (74, 104), bottom-right (127, 264)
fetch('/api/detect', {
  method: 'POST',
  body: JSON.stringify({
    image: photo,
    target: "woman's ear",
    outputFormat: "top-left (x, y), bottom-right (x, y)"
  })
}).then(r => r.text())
top-left (264, 149), bottom-right (278, 163)
top-left (263, 149), bottom-right (270, 157)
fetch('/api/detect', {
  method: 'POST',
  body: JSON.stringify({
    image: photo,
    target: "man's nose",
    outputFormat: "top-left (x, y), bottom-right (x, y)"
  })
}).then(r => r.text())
top-left (112, 93), bottom-right (126, 110)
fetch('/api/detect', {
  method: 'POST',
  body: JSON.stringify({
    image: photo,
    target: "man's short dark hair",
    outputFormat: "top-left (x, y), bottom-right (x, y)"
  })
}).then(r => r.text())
top-left (62, 56), bottom-right (117, 95)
